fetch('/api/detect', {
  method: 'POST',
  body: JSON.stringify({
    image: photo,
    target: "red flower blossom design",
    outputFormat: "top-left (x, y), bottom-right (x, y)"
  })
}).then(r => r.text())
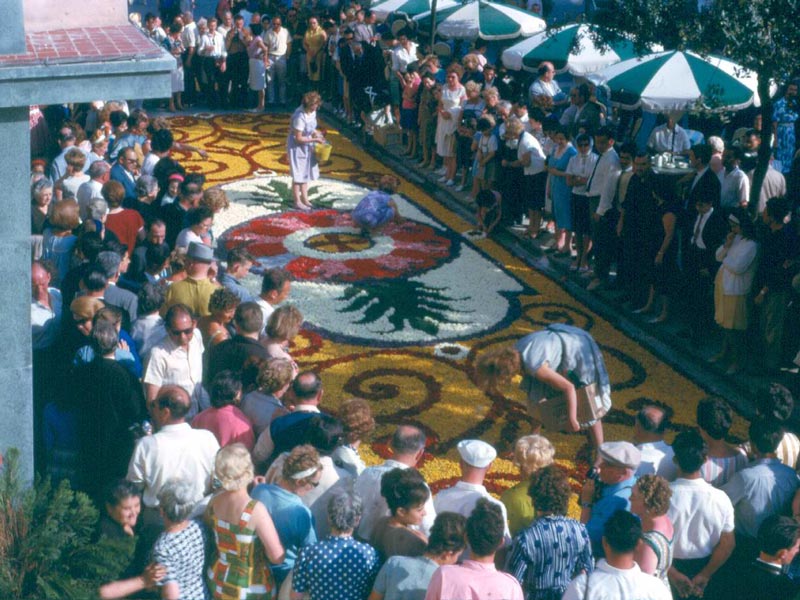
top-left (222, 209), bottom-right (453, 282)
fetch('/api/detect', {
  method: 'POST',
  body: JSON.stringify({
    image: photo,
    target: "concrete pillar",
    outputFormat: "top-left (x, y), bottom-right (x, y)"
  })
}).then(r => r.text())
top-left (0, 0), bottom-right (26, 55)
top-left (0, 107), bottom-right (34, 483)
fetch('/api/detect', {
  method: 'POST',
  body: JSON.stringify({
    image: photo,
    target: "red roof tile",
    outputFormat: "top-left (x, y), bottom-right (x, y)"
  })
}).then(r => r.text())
top-left (0, 25), bottom-right (163, 68)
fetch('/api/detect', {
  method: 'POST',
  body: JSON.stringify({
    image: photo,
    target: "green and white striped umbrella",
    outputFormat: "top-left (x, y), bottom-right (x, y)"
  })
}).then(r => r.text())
top-left (414, 0), bottom-right (546, 41)
top-left (501, 24), bottom-right (655, 77)
top-left (371, 0), bottom-right (459, 21)
top-left (589, 50), bottom-right (763, 112)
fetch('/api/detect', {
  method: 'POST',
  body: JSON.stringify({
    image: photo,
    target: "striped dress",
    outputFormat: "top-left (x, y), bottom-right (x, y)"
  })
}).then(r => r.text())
top-left (208, 499), bottom-right (276, 600)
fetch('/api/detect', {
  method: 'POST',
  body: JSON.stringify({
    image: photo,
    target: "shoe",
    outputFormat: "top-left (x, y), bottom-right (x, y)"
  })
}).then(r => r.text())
top-left (632, 306), bottom-right (651, 315)
top-left (569, 263), bottom-right (579, 272)
top-left (445, 179), bottom-right (455, 187)
top-left (454, 185), bottom-right (465, 192)
top-left (578, 266), bottom-right (591, 274)
top-left (587, 279), bottom-right (603, 291)
top-left (725, 364), bottom-right (743, 375)
top-left (648, 314), bottom-right (668, 324)
top-left (438, 176), bottom-right (448, 183)
top-left (435, 167), bottom-right (447, 175)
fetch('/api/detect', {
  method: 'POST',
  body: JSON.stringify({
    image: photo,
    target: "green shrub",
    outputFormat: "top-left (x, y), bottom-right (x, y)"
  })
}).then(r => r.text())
top-left (0, 448), bottom-right (133, 599)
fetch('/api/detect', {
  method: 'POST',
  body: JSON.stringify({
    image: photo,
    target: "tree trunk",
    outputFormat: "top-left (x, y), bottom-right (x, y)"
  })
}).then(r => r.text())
top-left (749, 73), bottom-right (772, 218)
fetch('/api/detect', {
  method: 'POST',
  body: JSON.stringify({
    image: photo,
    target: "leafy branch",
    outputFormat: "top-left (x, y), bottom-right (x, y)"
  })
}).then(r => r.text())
top-left (339, 280), bottom-right (472, 336)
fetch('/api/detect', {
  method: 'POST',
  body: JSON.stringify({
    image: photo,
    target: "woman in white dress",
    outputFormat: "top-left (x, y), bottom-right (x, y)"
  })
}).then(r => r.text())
top-left (287, 91), bottom-right (326, 209)
top-left (434, 68), bottom-right (466, 187)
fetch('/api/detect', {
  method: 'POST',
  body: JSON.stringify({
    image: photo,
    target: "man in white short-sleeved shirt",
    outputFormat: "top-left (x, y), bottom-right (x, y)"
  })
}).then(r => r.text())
top-left (563, 510), bottom-right (672, 600)
top-left (143, 304), bottom-right (207, 419)
top-left (434, 439), bottom-right (511, 543)
top-left (127, 385), bottom-right (219, 512)
top-left (355, 425), bottom-right (436, 540)
top-left (668, 429), bottom-right (735, 599)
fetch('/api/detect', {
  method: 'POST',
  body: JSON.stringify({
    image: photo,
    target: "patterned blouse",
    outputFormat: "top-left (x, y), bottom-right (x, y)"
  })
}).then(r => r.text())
top-left (507, 515), bottom-right (594, 600)
top-left (152, 519), bottom-right (210, 600)
top-left (292, 535), bottom-right (379, 600)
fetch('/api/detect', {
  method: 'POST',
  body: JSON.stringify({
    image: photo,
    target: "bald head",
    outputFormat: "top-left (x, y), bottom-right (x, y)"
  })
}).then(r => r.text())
top-left (390, 425), bottom-right (427, 465)
top-left (150, 384), bottom-right (191, 426)
top-left (635, 405), bottom-right (668, 443)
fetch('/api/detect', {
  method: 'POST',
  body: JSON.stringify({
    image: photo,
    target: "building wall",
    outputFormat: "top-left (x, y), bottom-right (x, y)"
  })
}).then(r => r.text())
top-left (24, 0), bottom-right (129, 32)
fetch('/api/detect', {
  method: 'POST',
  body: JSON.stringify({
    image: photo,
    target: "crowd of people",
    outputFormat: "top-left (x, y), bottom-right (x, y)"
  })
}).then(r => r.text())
top-left (21, 0), bottom-right (800, 598)
top-left (127, 0), bottom-right (800, 375)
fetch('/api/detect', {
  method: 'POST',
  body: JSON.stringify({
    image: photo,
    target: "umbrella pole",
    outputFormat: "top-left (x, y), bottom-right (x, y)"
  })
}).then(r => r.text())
top-left (429, 0), bottom-right (438, 51)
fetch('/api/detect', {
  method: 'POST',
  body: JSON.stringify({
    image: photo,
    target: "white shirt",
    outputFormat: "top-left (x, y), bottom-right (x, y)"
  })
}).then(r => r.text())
top-left (668, 477), bottom-right (735, 559)
top-left (59, 173), bottom-right (90, 199)
top-left (143, 330), bottom-right (207, 418)
top-left (518, 131), bottom-right (546, 176)
top-left (434, 480), bottom-right (511, 541)
top-left (263, 27), bottom-right (290, 56)
top-left (175, 228), bottom-right (204, 250)
top-left (752, 166), bottom-right (787, 214)
top-left (31, 288), bottom-right (62, 350)
top-left (636, 440), bottom-right (677, 481)
top-left (715, 235), bottom-right (759, 296)
top-left (355, 459), bottom-right (437, 540)
top-left (529, 78), bottom-right (562, 102)
top-left (77, 179), bottom-right (104, 218)
top-left (181, 21), bottom-right (198, 49)
top-left (199, 30), bottom-right (226, 58)
top-left (255, 297), bottom-right (275, 333)
top-left (648, 124), bottom-right (691, 154)
top-left (131, 313), bottom-right (167, 363)
top-left (562, 559), bottom-right (673, 600)
top-left (391, 42), bottom-right (419, 73)
top-left (720, 167), bottom-right (749, 208)
top-left (588, 148), bottom-right (621, 211)
top-left (566, 151), bottom-right (598, 196)
top-left (141, 153), bottom-right (160, 176)
top-left (127, 422), bottom-right (219, 508)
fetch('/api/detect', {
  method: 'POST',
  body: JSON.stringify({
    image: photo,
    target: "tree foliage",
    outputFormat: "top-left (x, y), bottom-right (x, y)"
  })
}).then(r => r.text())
top-left (594, 0), bottom-right (800, 211)
top-left (0, 448), bottom-right (133, 599)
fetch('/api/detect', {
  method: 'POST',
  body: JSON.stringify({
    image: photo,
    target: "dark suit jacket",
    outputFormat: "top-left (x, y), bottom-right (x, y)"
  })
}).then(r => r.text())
top-left (340, 42), bottom-right (389, 112)
top-left (686, 167), bottom-right (722, 210)
top-left (110, 163), bottom-right (138, 203)
top-left (686, 208), bottom-right (728, 273)
top-left (572, 101), bottom-right (603, 138)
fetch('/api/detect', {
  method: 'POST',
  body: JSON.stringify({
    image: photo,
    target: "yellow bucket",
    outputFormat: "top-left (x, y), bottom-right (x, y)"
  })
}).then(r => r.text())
top-left (315, 142), bottom-right (332, 163)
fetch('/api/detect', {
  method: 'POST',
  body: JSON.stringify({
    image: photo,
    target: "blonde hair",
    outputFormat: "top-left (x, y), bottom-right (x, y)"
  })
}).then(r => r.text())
top-left (482, 87), bottom-right (499, 102)
top-left (214, 443), bottom-right (254, 491)
top-left (474, 345), bottom-right (520, 390)
top-left (201, 187), bottom-right (230, 212)
top-left (503, 118), bottom-right (525, 138)
top-left (266, 304), bottom-right (303, 341)
top-left (513, 434), bottom-right (555, 475)
top-left (70, 296), bottom-right (105, 321)
top-left (464, 81), bottom-right (482, 95)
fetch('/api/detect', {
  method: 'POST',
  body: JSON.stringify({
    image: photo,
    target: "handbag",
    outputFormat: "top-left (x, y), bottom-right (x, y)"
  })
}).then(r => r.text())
top-left (532, 329), bottom-right (610, 431)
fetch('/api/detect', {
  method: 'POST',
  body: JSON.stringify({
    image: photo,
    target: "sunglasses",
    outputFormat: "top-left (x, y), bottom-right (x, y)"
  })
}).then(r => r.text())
top-left (169, 327), bottom-right (193, 336)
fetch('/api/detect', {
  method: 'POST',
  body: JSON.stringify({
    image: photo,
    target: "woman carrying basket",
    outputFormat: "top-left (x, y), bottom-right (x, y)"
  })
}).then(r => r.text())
top-left (476, 323), bottom-right (611, 453)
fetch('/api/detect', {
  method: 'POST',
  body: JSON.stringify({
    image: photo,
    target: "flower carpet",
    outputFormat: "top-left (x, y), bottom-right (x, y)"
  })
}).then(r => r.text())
top-left (169, 112), bottom-right (748, 512)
